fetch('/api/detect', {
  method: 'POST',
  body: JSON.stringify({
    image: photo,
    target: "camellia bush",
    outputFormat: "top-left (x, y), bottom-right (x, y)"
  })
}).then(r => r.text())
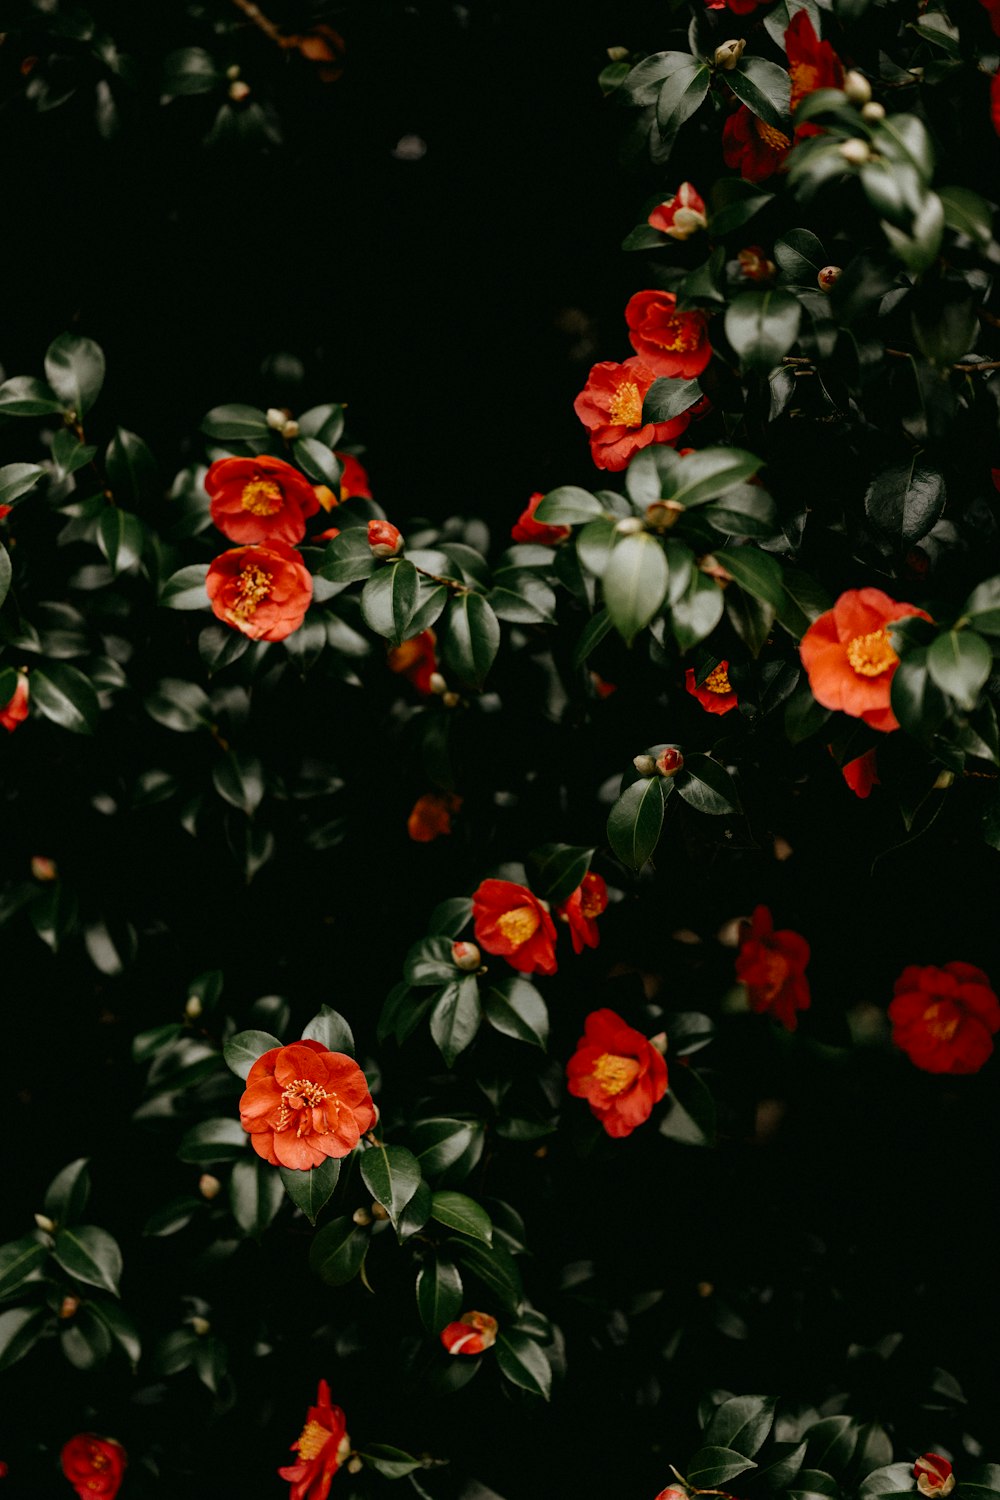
top-left (4, 0), bottom-right (1000, 1497)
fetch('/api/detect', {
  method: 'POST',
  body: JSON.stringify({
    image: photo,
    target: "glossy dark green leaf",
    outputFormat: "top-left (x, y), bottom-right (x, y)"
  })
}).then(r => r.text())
top-left (145, 678), bottom-right (211, 733)
top-left (656, 57), bottom-right (711, 136)
top-left (98, 507), bottom-right (145, 575)
top-left (939, 186), bottom-right (994, 249)
top-left (44, 1157), bottom-right (91, 1226)
top-left (360, 1144), bottom-right (422, 1229)
top-left (308, 1215), bottom-right (369, 1286)
top-left (410, 1118), bottom-right (482, 1177)
top-left (726, 290), bottom-right (802, 371)
top-left (927, 630), bottom-right (992, 710)
top-left (442, 593), bottom-right (500, 688)
top-left (710, 178), bottom-right (774, 236)
top-left (533, 486), bottom-right (603, 525)
top-left (430, 976), bottom-right (483, 1066)
top-left (805, 1415), bottom-right (858, 1475)
top-left (660, 1065), bottom-right (716, 1147)
top-left (229, 1157), bottom-right (284, 1237)
top-left (212, 750), bottom-right (265, 814)
top-left (201, 404), bottom-right (269, 441)
top-left (160, 563), bottom-right (210, 609)
top-left (52, 1225), bottom-right (123, 1296)
top-left (0, 1236), bottom-right (47, 1299)
top-left (527, 842), bottom-right (593, 904)
top-left (279, 1157), bottom-right (341, 1225)
top-left (729, 57), bottom-right (791, 131)
top-left (607, 776), bottom-right (666, 869)
top-left (714, 547), bottom-right (785, 610)
top-left (222, 1029), bottom-right (281, 1079)
top-left (0, 376), bottom-right (65, 416)
top-left (573, 608), bottom-right (614, 668)
top-left (576, 516), bottom-right (619, 578)
top-left (705, 1394), bottom-right (776, 1456)
top-left (31, 663), bottom-right (99, 735)
top-left (302, 1005), bottom-right (355, 1055)
top-left (675, 753), bottom-right (741, 815)
top-left (496, 1330), bottom-right (552, 1400)
top-left (456, 1241), bottom-right (523, 1313)
top-left (686, 1447), bottom-right (758, 1488)
top-left (0, 1307), bottom-right (51, 1372)
top-left (604, 532), bottom-right (668, 644)
top-left (177, 1118), bottom-right (248, 1164)
top-left (292, 436), bottom-right (341, 488)
top-left (0, 462), bottom-right (44, 508)
top-left (416, 1250), bottom-right (463, 1332)
top-left (360, 560), bottom-right (420, 645)
top-left (482, 976), bottom-right (549, 1049)
top-left (641, 376), bottom-right (702, 424)
top-left (359, 1446), bottom-right (423, 1480)
top-left (430, 1191), bottom-right (493, 1246)
top-left (864, 459), bottom-right (945, 546)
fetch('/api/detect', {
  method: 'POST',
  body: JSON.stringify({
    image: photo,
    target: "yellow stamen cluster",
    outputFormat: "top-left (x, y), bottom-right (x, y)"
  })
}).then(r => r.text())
top-left (703, 664), bottom-right (733, 695)
top-left (652, 316), bottom-right (702, 353)
top-left (755, 118), bottom-right (791, 151)
top-left (231, 564), bottom-right (272, 620)
top-left (922, 1002), bottom-right (959, 1043)
top-left (845, 628), bottom-right (897, 678)
top-left (240, 478), bottom-right (284, 516)
top-left (607, 380), bottom-right (643, 427)
top-left (296, 1419), bottom-right (331, 1463)
top-left (590, 1052), bottom-right (640, 1098)
top-left (496, 906), bottom-right (540, 946)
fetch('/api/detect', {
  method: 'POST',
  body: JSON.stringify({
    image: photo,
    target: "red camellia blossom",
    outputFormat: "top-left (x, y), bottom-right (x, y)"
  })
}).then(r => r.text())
top-left (799, 588), bottom-right (931, 732)
top-left (205, 454), bottom-right (320, 545)
top-left (705, 0), bottom-right (764, 12)
top-left (407, 791), bottom-right (462, 842)
top-left (368, 518), bottom-right (403, 556)
top-left (278, 1380), bottom-right (351, 1500)
top-left (655, 1490), bottom-right (689, 1500)
top-left (841, 747), bottom-right (879, 799)
top-left (333, 451), bottom-right (372, 501)
top-left (0, 675), bottom-right (29, 733)
top-left (440, 1310), bottom-right (499, 1355)
top-left (735, 905), bottom-right (811, 1032)
top-left (722, 105), bottom-right (791, 182)
top-left (983, 0), bottom-right (1000, 36)
top-left (914, 1456), bottom-right (956, 1499)
top-left (991, 71), bottom-right (1000, 137)
top-left (888, 963), bottom-right (1000, 1075)
top-left (472, 878), bottom-right (558, 976)
top-left (557, 871), bottom-right (608, 955)
top-left (387, 630), bottom-right (438, 694)
top-left (206, 539), bottom-right (313, 642)
top-left (0, 504), bottom-right (11, 520)
top-left (566, 1008), bottom-right (668, 1138)
top-left (785, 10), bottom-right (844, 137)
top-left (315, 526), bottom-right (341, 543)
top-left (574, 357), bottom-right (692, 472)
top-left (625, 290), bottom-right (711, 380)
top-left (511, 492), bottom-right (571, 546)
top-left (648, 182), bottom-right (707, 240)
top-left (686, 662), bottom-right (738, 715)
top-left (60, 1434), bottom-right (126, 1500)
top-left (239, 1040), bottom-right (376, 1169)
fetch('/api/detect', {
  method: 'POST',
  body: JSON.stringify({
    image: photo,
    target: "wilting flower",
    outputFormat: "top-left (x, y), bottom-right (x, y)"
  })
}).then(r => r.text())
top-left (556, 872), bottom-right (608, 955)
top-left (785, 10), bottom-right (844, 137)
top-left (799, 588), bottom-right (931, 733)
top-left (0, 675), bottom-right (29, 733)
top-left (333, 451), bottom-right (372, 501)
top-left (239, 1040), bottom-right (376, 1169)
top-left (889, 963), bottom-right (1000, 1075)
top-left (574, 357), bottom-right (693, 472)
top-left (205, 455), bottom-right (320, 545)
top-left (387, 630), bottom-right (438, 695)
top-left (625, 290), bottom-right (712, 380)
top-left (407, 791), bottom-right (462, 842)
top-left (278, 1380), bottom-right (351, 1500)
top-left (440, 1310), bottom-right (498, 1355)
top-left (511, 492), bottom-right (571, 546)
top-left (840, 748), bottom-right (879, 798)
top-left (648, 182), bottom-right (707, 240)
top-left (368, 518), bottom-right (403, 556)
top-left (686, 662), bottom-right (738, 715)
top-left (60, 1435), bottom-right (127, 1500)
top-left (206, 540), bottom-right (313, 642)
top-left (722, 105), bottom-right (791, 182)
top-left (735, 905), bottom-right (811, 1032)
top-left (472, 878), bottom-right (558, 976)
top-left (567, 1008), bottom-right (668, 1137)
top-left (914, 1456), bottom-right (956, 1499)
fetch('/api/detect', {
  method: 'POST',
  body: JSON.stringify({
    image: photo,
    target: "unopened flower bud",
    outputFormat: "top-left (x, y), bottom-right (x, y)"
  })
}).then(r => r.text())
top-left (738, 246), bottom-right (776, 283)
top-left (817, 265), bottom-right (842, 292)
top-left (440, 1310), bottom-right (499, 1355)
top-left (281, 418), bottom-right (300, 440)
top-left (606, 45), bottom-right (629, 62)
top-left (655, 746), bottom-right (684, 778)
top-left (839, 138), bottom-right (871, 165)
top-left (198, 1173), bottom-right (221, 1200)
top-left (442, 691), bottom-right (460, 709)
top-left (352, 1207), bottom-right (373, 1226)
top-left (697, 1280), bottom-right (714, 1298)
top-left (228, 79), bottom-right (251, 102)
top-left (914, 1458), bottom-right (956, 1500)
top-left (370, 1201), bottom-right (390, 1221)
top-left (672, 206), bottom-right (708, 239)
top-left (428, 672), bottom-right (448, 695)
top-left (646, 499), bottom-right (684, 531)
top-left (266, 407), bottom-right (287, 431)
top-left (59, 1295), bottom-right (80, 1320)
top-left (184, 994), bottom-right (203, 1021)
top-left (226, 63), bottom-right (241, 81)
top-left (189, 1316), bottom-right (211, 1337)
top-left (34, 1213), bottom-right (56, 1233)
top-left (714, 38), bottom-right (746, 70)
top-left (933, 770), bottom-right (954, 790)
top-left (347, 1457), bottom-right (363, 1475)
top-left (31, 856), bottom-right (58, 881)
top-left (614, 516), bottom-right (645, 536)
top-left (843, 70), bottom-right (871, 105)
top-left (452, 941), bottom-right (481, 972)
top-left (367, 518), bottom-right (404, 557)
top-left (649, 1031), bottom-right (668, 1055)
top-left (861, 100), bottom-right (885, 122)
top-left (633, 754), bottom-right (656, 776)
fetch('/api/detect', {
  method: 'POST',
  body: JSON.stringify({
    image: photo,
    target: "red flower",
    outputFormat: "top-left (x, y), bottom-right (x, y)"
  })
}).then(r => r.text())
top-left (368, 518), bottom-right (403, 556)
top-left (472, 878), bottom-right (558, 976)
top-left (566, 1008), bottom-right (668, 1138)
top-left (0, 505), bottom-right (11, 521)
top-left (440, 1310), bottom-right (498, 1355)
top-left (0, 675), bottom-right (29, 733)
top-left (735, 905), bottom-right (811, 1032)
top-left (239, 1039), bottom-right (376, 1169)
top-left (648, 182), bottom-right (707, 240)
top-left (625, 291), bottom-right (711, 380)
top-left (785, 10), bottom-right (844, 138)
top-left (387, 630), bottom-right (438, 694)
top-left (706, 0), bottom-right (764, 12)
top-left (206, 540), bottom-right (313, 642)
top-left (574, 358), bottom-right (693, 472)
top-left (984, 0), bottom-right (1000, 36)
top-left (686, 662), bottom-right (738, 715)
top-left (888, 962), bottom-right (1000, 1075)
top-left (840, 748), bottom-right (879, 798)
top-left (205, 455), bottom-right (320, 545)
top-left (722, 105), bottom-right (791, 182)
top-left (511, 492), bottom-right (571, 546)
top-left (738, 246), bottom-right (776, 283)
top-left (407, 791), bottom-right (462, 842)
top-left (799, 588), bottom-right (931, 733)
top-left (590, 671), bottom-right (617, 699)
top-left (991, 71), bottom-right (1000, 137)
top-left (334, 451), bottom-right (372, 501)
top-left (914, 1457), bottom-right (956, 1499)
top-left (655, 1491), bottom-right (689, 1500)
top-left (60, 1435), bottom-right (126, 1500)
top-left (556, 872), bottom-right (608, 955)
top-left (278, 1380), bottom-right (351, 1500)
top-left (315, 527), bottom-right (341, 543)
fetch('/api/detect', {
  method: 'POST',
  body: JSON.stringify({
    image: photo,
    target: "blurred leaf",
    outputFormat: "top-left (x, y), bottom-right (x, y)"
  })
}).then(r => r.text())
top-left (177, 1118), bottom-right (248, 1164)
top-left (359, 1446), bottom-right (423, 1480)
top-left (160, 564), bottom-right (210, 609)
top-left (482, 976), bottom-right (549, 1049)
top-left (106, 428), bottom-right (158, 507)
top-left (98, 507), bottom-right (145, 575)
top-left (145, 678), bottom-right (211, 733)
top-left (0, 1236), bottom-right (47, 1299)
top-left (533, 486), bottom-right (603, 524)
top-left (201, 404), bottom-right (269, 440)
top-left (927, 630), bottom-right (992, 710)
top-left (604, 532), bottom-right (668, 644)
top-left (527, 842), bottom-right (593, 903)
top-left (0, 1307), bottom-right (51, 1372)
top-left (0, 377), bottom-right (65, 416)
top-left (0, 463), bottom-right (44, 507)
top-left (726, 291), bottom-right (802, 371)
top-left (31, 663), bottom-right (99, 734)
top-left (44, 1157), bottom-right (91, 1226)
top-left (302, 1005), bottom-right (355, 1055)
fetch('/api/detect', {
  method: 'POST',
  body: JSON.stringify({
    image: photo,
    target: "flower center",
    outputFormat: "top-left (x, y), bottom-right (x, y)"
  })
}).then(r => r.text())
top-left (607, 379), bottom-right (643, 427)
top-left (580, 889), bottom-right (604, 920)
top-left (754, 947), bottom-right (790, 999)
top-left (297, 1418), bottom-right (331, 1463)
top-left (652, 315), bottom-right (701, 353)
top-left (923, 1001), bottom-right (959, 1043)
top-left (754, 117), bottom-right (791, 152)
top-left (591, 1052), bottom-right (640, 1098)
top-left (845, 628), bottom-right (897, 678)
top-left (231, 564), bottom-right (272, 620)
top-left (789, 61), bottom-right (822, 102)
top-left (497, 905), bottom-right (540, 946)
top-left (704, 664), bottom-right (732, 694)
top-left (89, 1448), bottom-right (108, 1471)
top-left (276, 1077), bottom-right (332, 1135)
top-left (241, 478), bottom-right (284, 516)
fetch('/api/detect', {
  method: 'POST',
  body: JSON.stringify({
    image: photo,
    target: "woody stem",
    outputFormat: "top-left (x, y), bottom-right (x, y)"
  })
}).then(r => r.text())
top-left (229, 0), bottom-right (291, 47)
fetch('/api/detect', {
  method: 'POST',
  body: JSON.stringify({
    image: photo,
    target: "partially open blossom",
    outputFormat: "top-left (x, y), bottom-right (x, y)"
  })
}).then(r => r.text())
top-left (566, 1008), bottom-right (668, 1138)
top-left (239, 1040), bottom-right (376, 1169)
top-left (786, 10), bottom-right (844, 138)
top-left (706, 0), bottom-right (764, 10)
top-left (387, 630), bottom-right (438, 694)
top-left (333, 451), bottom-right (372, 501)
top-left (914, 1456), bottom-right (956, 1499)
top-left (206, 540), bottom-right (313, 642)
top-left (889, 963), bottom-right (1000, 1075)
top-left (722, 105), bottom-right (791, 182)
top-left (511, 492), bottom-right (571, 546)
top-left (291, 24), bottom-right (347, 83)
top-left (840, 748), bottom-right (879, 798)
top-left (736, 906), bottom-right (811, 1032)
top-left (648, 183), bottom-right (707, 240)
top-left (368, 519), bottom-right (403, 557)
top-left (440, 1310), bottom-right (498, 1355)
top-left (625, 290), bottom-right (712, 380)
top-left (556, 871), bottom-right (608, 955)
top-left (472, 878), bottom-right (558, 976)
top-left (278, 1380), bottom-right (351, 1500)
top-left (655, 746), bottom-right (684, 777)
top-left (574, 357), bottom-right (693, 472)
top-left (407, 790), bottom-right (462, 842)
top-left (30, 855), bottom-right (57, 881)
top-left (799, 588), bottom-right (931, 733)
top-left (817, 265), bottom-right (842, 292)
top-left (738, 246), bottom-right (776, 282)
top-left (452, 940), bottom-right (481, 971)
top-left (686, 662), bottom-right (738, 715)
top-left (60, 1435), bottom-right (126, 1500)
top-left (205, 455), bottom-right (320, 545)
top-left (0, 674), bottom-right (29, 733)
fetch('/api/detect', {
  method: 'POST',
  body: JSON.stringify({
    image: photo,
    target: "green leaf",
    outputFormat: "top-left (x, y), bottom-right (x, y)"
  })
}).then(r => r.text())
top-left (635, 446), bottom-right (763, 509)
top-left (482, 976), bottom-right (549, 1049)
top-left (496, 1330), bottom-right (552, 1399)
top-left (0, 463), bottom-right (44, 508)
top-left (488, 572), bottom-right (557, 625)
top-left (660, 1064), bottom-right (716, 1146)
top-left (44, 1158), bottom-right (91, 1226)
top-left (927, 630), bottom-right (992, 710)
top-left (805, 1415), bottom-right (858, 1474)
top-left (777, 566), bottom-right (831, 640)
top-left (0, 1307), bottom-right (51, 1372)
top-left (308, 1215), bottom-right (369, 1286)
top-left (456, 1241), bottom-right (523, 1313)
top-left (576, 516), bottom-right (619, 578)
top-left (105, 427), bottom-right (158, 506)
top-left (222, 1029), bottom-right (281, 1080)
top-left (706, 1394), bottom-right (777, 1457)
top-left (291, 436), bottom-right (341, 488)
top-left (319, 528), bottom-right (376, 585)
top-left (0, 376), bottom-right (65, 416)
top-left (527, 842), bottom-right (593, 904)
top-left (725, 291), bottom-right (802, 372)
top-left (430, 1191), bottom-right (494, 1246)
top-left (90, 1298), bottom-right (142, 1369)
top-left (675, 753), bottom-right (742, 815)
top-left (729, 57), bottom-right (791, 131)
top-left (962, 577), bottom-right (1000, 636)
top-left (858, 1463), bottom-right (914, 1500)
top-left (608, 776), bottom-right (667, 869)
top-left (302, 1005), bottom-right (355, 1055)
top-left (603, 532), bottom-right (668, 644)
top-left (714, 548), bottom-right (785, 611)
top-left (279, 1157), bottom-right (341, 1225)
top-left (30, 663), bottom-right (99, 734)
top-left (360, 1144), bottom-right (422, 1230)
top-left (864, 459), bottom-right (945, 546)
top-left (656, 57), bottom-right (711, 137)
top-left (710, 178), bottom-right (774, 236)
top-left (145, 678), bottom-right (211, 733)
top-left (298, 403), bottom-right (345, 447)
top-left (774, 228), bottom-right (826, 286)
top-left (52, 1225), bottom-right (123, 1296)
top-left (758, 1442), bottom-right (809, 1490)
top-left (788, 1471), bottom-right (844, 1500)
top-left (229, 1157), bottom-right (284, 1238)
top-left (416, 1250), bottom-right (463, 1332)
top-left (641, 377), bottom-right (702, 424)
top-left (573, 608), bottom-right (613, 668)
top-left (410, 1118), bottom-right (483, 1177)
top-left (442, 593), bottom-right (500, 688)
top-left (361, 560), bottom-right (420, 646)
top-left (939, 186), bottom-right (994, 249)
top-left (359, 1446), bottom-right (423, 1481)
top-left (0, 1236), bottom-right (47, 1299)
top-left (98, 507), bottom-right (145, 575)
top-left (533, 486), bottom-right (603, 524)
top-left (160, 563), bottom-right (210, 609)
top-left (430, 976), bottom-right (483, 1066)
top-left (177, 1118), bottom-right (248, 1164)
top-left (686, 1448), bottom-right (758, 1488)
top-left (212, 750), bottom-right (265, 814)
top-left (163, 46), bottom-right (220, 95)
top-left (201, 403), bottom-right (269, 440)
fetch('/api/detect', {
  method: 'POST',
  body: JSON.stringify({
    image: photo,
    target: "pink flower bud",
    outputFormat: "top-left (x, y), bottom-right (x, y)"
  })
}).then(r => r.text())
top-left (368, 519), bottom-right (403, 557)
top-left (452, 941), bottom-right (482, 971)
top-left (30, 856), bottom-right (58, 881)
top-left (655, 747), bottom-right (684, 778)
top-left (817, 265), bottom-right (842, 292)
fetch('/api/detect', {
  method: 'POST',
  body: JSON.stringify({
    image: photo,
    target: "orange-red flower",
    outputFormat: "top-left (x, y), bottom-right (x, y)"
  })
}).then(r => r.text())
top-left (655, 1490), bottom-right (689, 1500)
top-left (278, 1380), bottom-right (351, 1500)
top-left (574, 358), bottom-right (693, 472)
top-left (333, 452), bottom-right (372, 501)
top-left (840, 747), bottom-right (879, 798)
top-left (557, 872), bottom-right (608, 955)
top-left (472, 878), bottom-right (558, 976)
top-left (706, 0), bottom-right (764, 11)
top-left (799, 588), bottom-right (931, 733)
top-left (440, 1310), bottom-right (498, 1355)
top-left (648, 183), bottom-right (707, 240)
top-left (239, 1039), bottom-right (376, 1169)
top-left (205, 455), bottom-right (320, 545)
top-left (992, 71), bottom-right (1000, 137)
top-left (566, 1008), bottom-right (668, 1138)
top-left (315, 526), bottom-right (341, 544)
top-left (407, 791), bottom-right (462, 842)
top-left (0, 504), bottom-right (11, 520)
top-left (387, 630), bottom-right (438, 695)
top-left (511, 492), bottom-right (571, 546)
top-left (368, 518), bottom-right (403, 556)
top-left (914, 1456), bottom-right (956, 1499)
top-left (738, 246), bottom-right (777, 283)
top-left (625, 291), bottom-right (711, 380)
top-left (983, 0), bottom-right (1000, 36)
top-left (735, 905), bottom-right (811, 1032)
top-left (206, 540), bottom-right (313, 642)
top-left (0, 675), bottom-right (29, 733)
top-left (785, 10), bottom-right (844, 138)
top-left (686, 662), bottom-right (738, 715)
top-left (722, 105), bottom-right (791, 182)
top-left (60, 1435), bottom-right (126, 1500)
top-left (888, 962), bottom-right (1000, 1075)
